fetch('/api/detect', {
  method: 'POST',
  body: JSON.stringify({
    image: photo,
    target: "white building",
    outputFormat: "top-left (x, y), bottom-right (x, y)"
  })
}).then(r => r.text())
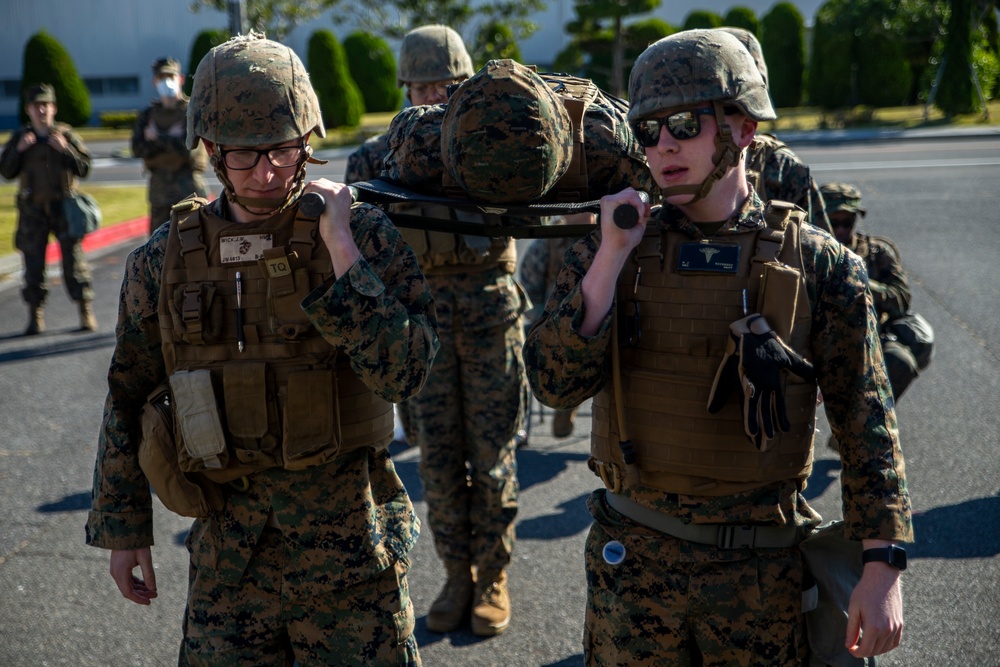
top-left (0, 0), bottom-right (823, 129)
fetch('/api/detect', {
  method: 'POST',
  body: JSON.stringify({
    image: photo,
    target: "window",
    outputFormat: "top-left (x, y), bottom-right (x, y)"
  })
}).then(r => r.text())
top-left (84, 76), bottom-right (139, 96)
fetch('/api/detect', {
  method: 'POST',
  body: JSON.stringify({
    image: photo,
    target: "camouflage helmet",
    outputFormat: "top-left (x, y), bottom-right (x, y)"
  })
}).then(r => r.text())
top-left (397, 25), bottom-right (474, 87)
top-left (186, 32), bottom-right (325, 150)
top-left (627, 29), bottom-right (775, 122)
top-left (716, 27), bottom-right (768, 88)
top-left (821, 182), bottom-right (867, 217)
top-left (441, 59), bottom-right (573, 203)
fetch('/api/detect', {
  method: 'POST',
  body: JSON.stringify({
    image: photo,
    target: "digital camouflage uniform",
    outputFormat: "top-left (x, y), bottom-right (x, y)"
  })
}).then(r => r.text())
top-left (132, 97), bottom-right (208, 234)
top-left (824, 182), bottom-right (919, 400)
top-left (86, 34), bottom-right (439, 666)
top-left (746, 134), bottom-right (832, 233)
top-left (345, 133), bottom-right (390, 184)
top-left (0, 118), bottom-right (93, 308)
top-left (383, 57), bottom-right (653, 634)
top-left (525, 194), bottom-right (913, 665)
top-left (524, 31), bottom-right (912, 665)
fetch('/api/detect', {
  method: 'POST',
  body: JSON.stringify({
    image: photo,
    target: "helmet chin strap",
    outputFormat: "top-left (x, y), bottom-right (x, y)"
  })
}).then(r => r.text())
top-left (211, 145), bottom-right (329, 216)
top-left (658, 101), bottom-right (744, 205)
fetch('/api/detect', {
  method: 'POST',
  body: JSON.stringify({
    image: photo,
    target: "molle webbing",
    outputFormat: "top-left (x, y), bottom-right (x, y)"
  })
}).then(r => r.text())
top-left (395, 202), bottom-right (516, 274)
top-left (159, 199), bottom-right (393, 478)
top-left (591, 213), bottom-right (816, 496)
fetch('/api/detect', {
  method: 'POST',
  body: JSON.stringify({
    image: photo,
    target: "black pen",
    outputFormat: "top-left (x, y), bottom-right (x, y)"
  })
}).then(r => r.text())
top-left (236, 271), bottom-right (245, 353)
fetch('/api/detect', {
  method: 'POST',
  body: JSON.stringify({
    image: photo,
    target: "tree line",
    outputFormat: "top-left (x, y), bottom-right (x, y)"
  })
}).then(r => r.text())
top-left (14, 0), bottom-right (1000, 130)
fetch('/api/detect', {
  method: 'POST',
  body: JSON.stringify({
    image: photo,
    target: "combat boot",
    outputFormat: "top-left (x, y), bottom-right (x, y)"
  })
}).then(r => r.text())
top-left (471, 568), bottom-right (510, 636)
top-left (79, 300), bottom-right (97, 332)
top-left (552, 406), bottom-right (578, 438)
top-left (426, 561), bottom-right (474, 633)
top-left (25, 305), bottom-right (44, 336)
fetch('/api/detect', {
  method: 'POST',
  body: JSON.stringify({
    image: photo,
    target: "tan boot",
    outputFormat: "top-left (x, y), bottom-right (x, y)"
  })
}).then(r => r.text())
top-left (426, 561), bottom-right (474, 633)
top-left (79, 300), bottom-right (97, 331)
top-left (471, 569), bottom-right (510, 637)
top-left (552, 406), bottom-right (578, 438)
top-left (24, 305), bottom-right (44, 336)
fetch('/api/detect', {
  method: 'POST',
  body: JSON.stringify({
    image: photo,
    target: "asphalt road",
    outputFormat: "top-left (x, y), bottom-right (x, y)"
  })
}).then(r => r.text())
top-left (1, 136), bottom-right (998, 665)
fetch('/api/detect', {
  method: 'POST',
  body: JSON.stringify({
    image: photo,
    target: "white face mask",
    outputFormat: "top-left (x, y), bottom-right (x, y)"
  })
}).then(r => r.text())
top-left (155, 77), bottom-right (180, 99)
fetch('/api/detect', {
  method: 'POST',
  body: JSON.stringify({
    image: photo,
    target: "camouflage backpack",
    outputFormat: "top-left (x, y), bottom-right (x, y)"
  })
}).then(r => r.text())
top-left (383, 58), bottom-right (653, 204)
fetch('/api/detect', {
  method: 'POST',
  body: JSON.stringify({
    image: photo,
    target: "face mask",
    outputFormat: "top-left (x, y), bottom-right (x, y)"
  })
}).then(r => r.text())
top-left (156, 78), bottom-right (180, 99)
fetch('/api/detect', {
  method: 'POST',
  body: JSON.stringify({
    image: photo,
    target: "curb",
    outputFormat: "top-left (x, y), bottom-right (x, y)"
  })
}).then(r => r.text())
top-left (0, 216), bottom-right (149, 283)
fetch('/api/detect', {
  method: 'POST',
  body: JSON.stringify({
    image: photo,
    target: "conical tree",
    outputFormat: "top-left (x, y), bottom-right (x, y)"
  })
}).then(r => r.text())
top-left (184, 29), bottom-right (230, 97)
top-left (473, 21), bottom-right (522, 69)
top-left (20, 31), bottom-right (91, 126)
top-left (308, 30), bottom-right (364, 129)
top-left (343, 31), bottom-right (402, 113)
top-left (936, 0), bottom-right (978, 116)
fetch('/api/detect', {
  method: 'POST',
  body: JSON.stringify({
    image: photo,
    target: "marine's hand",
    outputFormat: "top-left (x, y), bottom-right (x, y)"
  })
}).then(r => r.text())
top-left (144, 122), bottom-right (158, 141)
top-left (48, 131), bottom-right (68, 152)
top-left (598, 188), bottom-right (649, 254)
top-left (305, 178), bottom-right (360, 279)
top-left (167, 121), bottom-right (185, 138)
top-left (846, 562), bottom-right (903, 657)
top-left (110, 547), bottom-right (158, 606)
top-left (17, 132), bottom-right (36, 152)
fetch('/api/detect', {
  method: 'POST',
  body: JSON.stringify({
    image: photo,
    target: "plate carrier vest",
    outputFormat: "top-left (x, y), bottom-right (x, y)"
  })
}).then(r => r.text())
top-left (158, 197), bottom-right (394, 483)
top-left (591, 203), bottom-right (818, 496)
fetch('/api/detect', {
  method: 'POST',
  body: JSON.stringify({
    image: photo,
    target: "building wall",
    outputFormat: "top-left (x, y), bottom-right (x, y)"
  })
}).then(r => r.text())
top-left (0, 0), bottom-right (824, 130)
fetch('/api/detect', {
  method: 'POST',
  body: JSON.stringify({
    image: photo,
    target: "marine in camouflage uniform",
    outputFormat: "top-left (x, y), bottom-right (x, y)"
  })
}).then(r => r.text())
top-left (523, 31), bottom-right (912, 666)
top-left (384, 54), bottom-right (654, 636)
top-left (0, 83), bottom-right (95, 335)
top-left (343, 25), bottom-right (473, 453)
top-left (132, 58), bottom-right (209, 235)
top-left (86, 34), bottom-right (438, 666)
top-left (518, 213), bottom-right (595, 438)
top-left (823, 182), bottom-right (921, 400)
top-left (717, 27), bottom-right (832, 234)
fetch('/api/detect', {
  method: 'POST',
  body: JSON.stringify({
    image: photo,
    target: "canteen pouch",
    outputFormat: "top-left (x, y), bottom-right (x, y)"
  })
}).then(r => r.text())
top-left (137, 382), bottom-right (223, 518)
top-left (283, 369), bottom-right (338, 468)
top-left (799, 521), bottom-right (879, 667)
top-left (759, 262), bottom-right (800, 344)
top-left (170, 369), bottom-right (229, 471)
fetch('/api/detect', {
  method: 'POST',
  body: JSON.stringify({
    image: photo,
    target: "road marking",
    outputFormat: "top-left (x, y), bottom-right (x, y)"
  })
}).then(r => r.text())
top-left (811, 158), bottom-right (1000, 171)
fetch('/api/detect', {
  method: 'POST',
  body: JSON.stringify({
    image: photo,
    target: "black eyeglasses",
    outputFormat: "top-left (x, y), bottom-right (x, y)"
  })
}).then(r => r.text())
top-left (218, 144), bottom-right (307, 170)
top-left (630, 107), bottom-right (717, 147)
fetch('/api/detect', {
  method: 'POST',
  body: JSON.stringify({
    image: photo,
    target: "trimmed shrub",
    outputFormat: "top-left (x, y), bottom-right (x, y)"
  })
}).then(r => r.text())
top-left (682, 11), bottom-right (723, 31)
top-left (761, 2), bottom-right (805, 108)
top-left (858, 35), bottom-right (911, 107)
top-left (308, 30), bottom-right (365, 129)
top-left (343, 31), bottom-right (403, 113)
top-left (723, 7), bottom-right (758, 34)
top-left (184, 29), bottom-right (229, 98)
top-left (808, 3), bottom-right (854, 109)
top-left (20, 31), bottom-right (91, 126)
top-left (99, 110), bottom-right (139, 129)
top-left (473, 21), bottom-right (522, 69)
top-left (937, 0), bottom-right (978, 115)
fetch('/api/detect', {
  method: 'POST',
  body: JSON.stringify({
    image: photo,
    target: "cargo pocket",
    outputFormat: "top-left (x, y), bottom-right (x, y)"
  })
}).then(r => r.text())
top-left (283, 369), bottom-right (338, 465)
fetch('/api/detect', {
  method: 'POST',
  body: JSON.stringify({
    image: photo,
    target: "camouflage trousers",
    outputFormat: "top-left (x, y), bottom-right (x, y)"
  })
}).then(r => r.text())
top-left (409, 284), bottom-right (525, 572)
top-left (15, 208), bottom-right (92, 305)
top-left (180, 525), bottom-right (420, 666)
top-left (583, 490), bottom-right (807, 666)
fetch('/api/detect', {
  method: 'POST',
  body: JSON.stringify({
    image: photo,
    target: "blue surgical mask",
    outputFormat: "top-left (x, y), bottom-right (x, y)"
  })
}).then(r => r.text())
top-left (155, 77), bottom-right (180, 99)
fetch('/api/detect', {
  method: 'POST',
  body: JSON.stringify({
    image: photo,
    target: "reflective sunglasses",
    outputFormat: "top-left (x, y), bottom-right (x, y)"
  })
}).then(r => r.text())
top-left (218, 144), bottom-right (307, 170)
top-left (630, 107), bottom-right (717, 147)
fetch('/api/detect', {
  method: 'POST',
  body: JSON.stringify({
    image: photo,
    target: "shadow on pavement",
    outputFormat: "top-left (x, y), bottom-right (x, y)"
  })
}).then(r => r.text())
top-left (909, 492), bottom-right (1000, 559)
top-left (37, 491), bottom-right (91, 513)
top-left (517, 494), bottom-right (592, 540)
top-left (0, 331), bottom-right (115, 364)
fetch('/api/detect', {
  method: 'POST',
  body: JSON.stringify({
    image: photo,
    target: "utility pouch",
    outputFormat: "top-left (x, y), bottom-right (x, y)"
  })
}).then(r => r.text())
top-left (799, 521), bottom-right (878, 667)
top-left (137, 382), bottom-right (223, 518)
top-left (223, 363), bottom-right (269, 439)
top-left (169, 282), bottom-right (224, 345)
top-left (170, 369), bottom-right (229, 471)
top-left (759, 262), bottom-right (801, 344)
top-left (283, 369), bottom-right (338, 467)
top-left (260, 249), bottom-right (313, 340)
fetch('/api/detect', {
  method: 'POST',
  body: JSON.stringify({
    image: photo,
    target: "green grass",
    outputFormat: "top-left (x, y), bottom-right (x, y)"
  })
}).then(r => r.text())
top-left (0, 184), bottom-right (147, 257)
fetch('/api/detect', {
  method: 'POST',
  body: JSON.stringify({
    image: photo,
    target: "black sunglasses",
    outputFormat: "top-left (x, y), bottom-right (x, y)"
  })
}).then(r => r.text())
top-left (630, 107), bottom-right (716, 147)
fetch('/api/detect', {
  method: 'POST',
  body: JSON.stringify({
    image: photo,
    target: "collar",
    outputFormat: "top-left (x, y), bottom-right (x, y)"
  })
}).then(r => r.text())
top-left (654, 187), bottom-right (766, 240)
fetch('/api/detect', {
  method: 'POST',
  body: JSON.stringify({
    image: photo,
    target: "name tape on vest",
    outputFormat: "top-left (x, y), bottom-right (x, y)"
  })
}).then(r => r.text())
top-left (220, 234), bottom-right (275, 264)
top-left (677, 242), bottom-right (741, 274)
